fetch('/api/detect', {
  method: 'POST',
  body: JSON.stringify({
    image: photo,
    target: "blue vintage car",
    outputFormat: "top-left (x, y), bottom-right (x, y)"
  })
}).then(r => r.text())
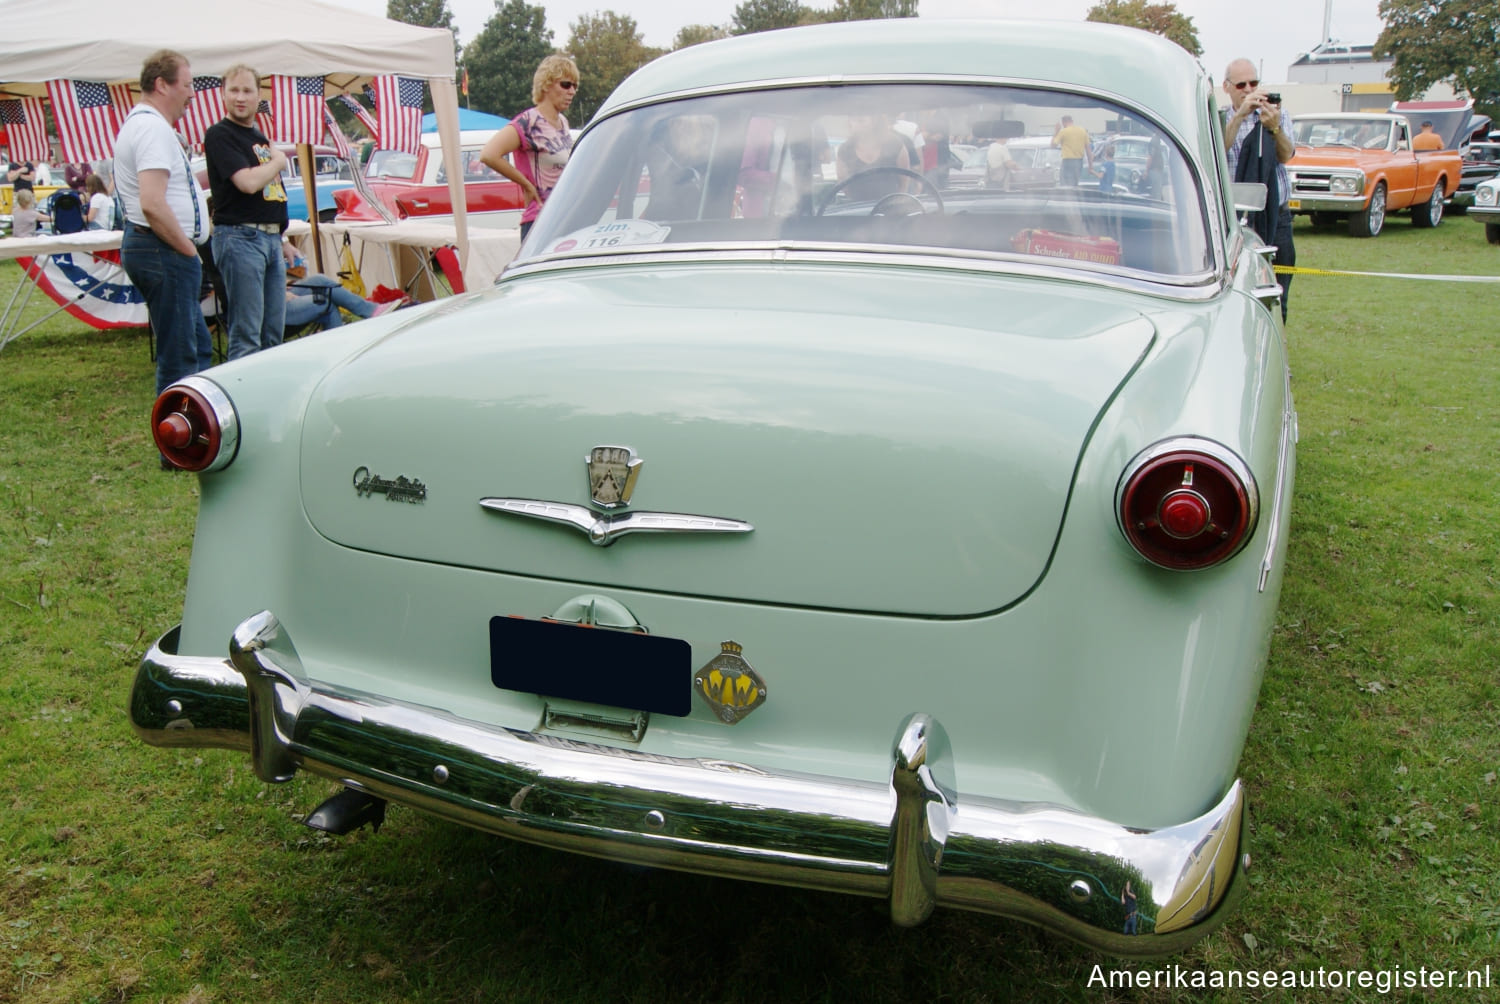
top-left (282, 148), bottom-right (355, 223)
top-left (133, 19), bottom-right (1295, 956)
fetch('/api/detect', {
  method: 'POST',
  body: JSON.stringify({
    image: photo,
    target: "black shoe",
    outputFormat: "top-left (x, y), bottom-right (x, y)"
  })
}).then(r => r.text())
top-left (160, 457), bottom-right (177, 471)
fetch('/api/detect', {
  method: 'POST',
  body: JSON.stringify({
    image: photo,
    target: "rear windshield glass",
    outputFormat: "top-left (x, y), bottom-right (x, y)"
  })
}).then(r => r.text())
top-left (366, 149), bottom-right (418, 180)
top-left (522, 82), bottom-right (1211, 279)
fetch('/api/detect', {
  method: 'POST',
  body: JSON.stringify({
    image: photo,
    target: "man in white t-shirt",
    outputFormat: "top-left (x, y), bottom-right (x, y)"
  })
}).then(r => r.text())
top-left (115, 48), bottom-right (214, 428)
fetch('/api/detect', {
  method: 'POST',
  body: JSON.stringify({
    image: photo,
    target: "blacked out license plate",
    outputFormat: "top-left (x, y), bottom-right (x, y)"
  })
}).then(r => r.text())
top-left (489, 616), bottom-right (692, 717)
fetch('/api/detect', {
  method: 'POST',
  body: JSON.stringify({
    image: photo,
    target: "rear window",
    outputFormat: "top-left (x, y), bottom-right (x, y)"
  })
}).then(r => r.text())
top-left (367, 150), bottom-right (418, 180)
top-left (523, 82), bottom-right (1212, 279)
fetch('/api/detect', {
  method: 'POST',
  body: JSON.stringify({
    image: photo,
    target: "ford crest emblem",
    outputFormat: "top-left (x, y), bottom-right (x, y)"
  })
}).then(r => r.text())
top-left (587, 445), bottom-right (641, 509)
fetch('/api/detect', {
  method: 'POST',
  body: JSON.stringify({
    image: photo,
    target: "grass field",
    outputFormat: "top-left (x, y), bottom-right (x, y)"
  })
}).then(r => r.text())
top-left (2, 214), bottom-right (1498, 1003)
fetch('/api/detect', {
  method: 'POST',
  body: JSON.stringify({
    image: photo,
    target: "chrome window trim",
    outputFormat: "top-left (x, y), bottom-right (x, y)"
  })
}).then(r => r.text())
top-left (560, 73), bottom-right (1226, 279)
top-left (501, 246), bottom-right (1227, 304)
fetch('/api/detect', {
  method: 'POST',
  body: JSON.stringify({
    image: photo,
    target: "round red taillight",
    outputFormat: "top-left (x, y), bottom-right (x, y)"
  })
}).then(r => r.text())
top-left (150, 377), bottom-right (238, 473)
top-left (1117, 440), bottom-right (1258, 570)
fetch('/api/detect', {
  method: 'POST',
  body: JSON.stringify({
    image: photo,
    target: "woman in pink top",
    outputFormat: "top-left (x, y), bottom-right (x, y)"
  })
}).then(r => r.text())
top-left (479, 55), bottom-right (579, 240)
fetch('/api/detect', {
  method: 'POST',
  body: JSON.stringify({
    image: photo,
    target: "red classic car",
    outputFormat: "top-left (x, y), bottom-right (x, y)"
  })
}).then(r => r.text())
top-left (333, 129), bottom-right (526, 228)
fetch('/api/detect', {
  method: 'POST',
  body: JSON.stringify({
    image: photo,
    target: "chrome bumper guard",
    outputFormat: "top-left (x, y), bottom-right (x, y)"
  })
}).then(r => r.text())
top-left (131, 612), bottom-right (1248, 957)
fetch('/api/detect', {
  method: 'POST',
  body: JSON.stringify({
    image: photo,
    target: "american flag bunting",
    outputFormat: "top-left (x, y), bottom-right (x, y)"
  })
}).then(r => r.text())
top-left (324, 109), bottom-right (351, 161)
top-left (374, 75), bottom-right (424, 155)
top-left (333, 93), bottom-right (379, 143)
top-left (271, 75), bottom-right (325, 145)
top-left (0, 97), bottom-right (51, 163)
top-left (110, 83), bottom-right (135, 120)
top-left (256, 100), bottom-right (276, 139)
top-left (46, 79), bottom-right (124, 162)
top-left (180, 76), bottom-right (226, 151)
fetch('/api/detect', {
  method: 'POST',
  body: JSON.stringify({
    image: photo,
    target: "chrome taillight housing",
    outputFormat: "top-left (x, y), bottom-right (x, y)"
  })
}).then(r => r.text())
top-left (151, 376), bottom-right (238, 473)
top-left (1116, 438), bottom-right (1258, 570)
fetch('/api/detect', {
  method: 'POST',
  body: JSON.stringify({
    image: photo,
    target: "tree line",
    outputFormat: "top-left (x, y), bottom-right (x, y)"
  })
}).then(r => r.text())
top-left (387, 0), bottom-right (1497, 129)
top-left (387, 0), bottom-right (917, 127)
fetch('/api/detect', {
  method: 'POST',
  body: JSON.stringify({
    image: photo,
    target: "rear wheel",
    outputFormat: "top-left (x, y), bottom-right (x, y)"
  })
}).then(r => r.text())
top-left (1411, 181), bottom-right (1444, 228)
top-left (1487, 223), bottom-right (1500, 245)
top-left (1349, 183), bottom-right (1386, 237)
top-left (1310, 211), bottom-right (1340, 227)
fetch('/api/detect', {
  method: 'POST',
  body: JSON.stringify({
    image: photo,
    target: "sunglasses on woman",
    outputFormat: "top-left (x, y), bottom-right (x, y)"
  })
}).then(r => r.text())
top-left (558, 80), bottom-right (578, 91)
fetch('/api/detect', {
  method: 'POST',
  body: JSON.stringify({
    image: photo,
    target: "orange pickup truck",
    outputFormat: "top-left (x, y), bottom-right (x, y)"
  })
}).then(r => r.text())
top-left (1285, 113), bottom-right (1460, 237)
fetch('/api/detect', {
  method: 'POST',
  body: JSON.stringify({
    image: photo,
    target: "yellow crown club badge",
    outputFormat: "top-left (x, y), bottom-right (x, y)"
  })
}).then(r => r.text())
top-left (693, 641), bottom-right (767, 724)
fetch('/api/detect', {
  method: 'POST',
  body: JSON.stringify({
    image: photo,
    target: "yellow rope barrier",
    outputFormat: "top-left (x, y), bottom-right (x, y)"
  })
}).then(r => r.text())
top-left (1273, 265), bottom-right (1500, 283)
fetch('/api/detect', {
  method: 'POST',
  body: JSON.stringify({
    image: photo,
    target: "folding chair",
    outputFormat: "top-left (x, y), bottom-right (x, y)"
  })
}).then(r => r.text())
top-left (197, 241), bottom-right (229, 363)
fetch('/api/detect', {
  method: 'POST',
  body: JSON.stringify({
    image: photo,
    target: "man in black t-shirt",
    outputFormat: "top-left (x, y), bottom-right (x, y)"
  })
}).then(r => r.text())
top-left (204, 63), bottom-right (290, 359)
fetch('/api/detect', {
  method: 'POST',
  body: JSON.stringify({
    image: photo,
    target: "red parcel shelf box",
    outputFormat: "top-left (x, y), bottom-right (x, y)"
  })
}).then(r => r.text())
top-left (1010, 229), bottom-right (1121, 266)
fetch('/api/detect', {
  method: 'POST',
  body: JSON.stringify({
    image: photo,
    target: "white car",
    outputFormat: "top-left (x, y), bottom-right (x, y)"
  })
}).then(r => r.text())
top-left (1472, 176), bottom-right (1500, 243)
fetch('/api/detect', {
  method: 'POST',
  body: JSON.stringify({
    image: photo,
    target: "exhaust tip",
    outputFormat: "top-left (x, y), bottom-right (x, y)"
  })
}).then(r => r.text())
top-left (304, 787), bottom-right (388, 835)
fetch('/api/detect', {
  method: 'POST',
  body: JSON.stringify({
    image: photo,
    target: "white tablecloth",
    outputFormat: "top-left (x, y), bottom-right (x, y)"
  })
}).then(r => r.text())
top-left (294, 220), bottom-right (520, 299)
top-left (0, 229), bottom-right (124, 262)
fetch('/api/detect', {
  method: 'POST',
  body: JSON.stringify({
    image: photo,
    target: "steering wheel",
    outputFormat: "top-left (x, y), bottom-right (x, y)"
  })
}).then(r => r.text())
top-left (816, 167), bottom-right (944, 216)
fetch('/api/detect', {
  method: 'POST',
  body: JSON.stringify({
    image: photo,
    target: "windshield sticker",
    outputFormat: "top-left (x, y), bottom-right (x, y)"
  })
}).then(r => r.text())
top-left (546, 220), bottom-right (671, 255)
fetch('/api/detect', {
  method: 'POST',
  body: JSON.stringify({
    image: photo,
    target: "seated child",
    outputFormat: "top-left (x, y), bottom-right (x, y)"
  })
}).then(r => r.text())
top-left (9, 189), bottom-right (50, 238)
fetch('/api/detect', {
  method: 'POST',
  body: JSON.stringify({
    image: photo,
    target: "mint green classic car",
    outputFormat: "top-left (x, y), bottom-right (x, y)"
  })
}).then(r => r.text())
top-left (132, 19), bottom-right (1295, 956)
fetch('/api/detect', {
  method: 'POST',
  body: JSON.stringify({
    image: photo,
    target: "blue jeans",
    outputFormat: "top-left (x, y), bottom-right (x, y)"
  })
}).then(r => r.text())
top-left (284, 275), bottom-right (374, 329)
top-left (212, 225), bottom-right (286, 360)
top-left (122, 227), bottom-right (213, 395)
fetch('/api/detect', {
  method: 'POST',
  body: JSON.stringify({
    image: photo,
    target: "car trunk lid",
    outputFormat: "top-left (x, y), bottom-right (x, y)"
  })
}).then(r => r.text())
top-left (298, 262), bottom-right (1155, 617)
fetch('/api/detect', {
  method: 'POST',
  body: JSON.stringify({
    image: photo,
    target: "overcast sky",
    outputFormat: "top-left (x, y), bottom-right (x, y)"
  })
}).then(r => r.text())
top-left (331, 0), bottom-right (1388, 92)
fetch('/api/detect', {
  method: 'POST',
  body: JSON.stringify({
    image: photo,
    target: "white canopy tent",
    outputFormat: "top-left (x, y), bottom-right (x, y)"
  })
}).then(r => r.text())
top-left (0, 0), bottom-right (471, 268)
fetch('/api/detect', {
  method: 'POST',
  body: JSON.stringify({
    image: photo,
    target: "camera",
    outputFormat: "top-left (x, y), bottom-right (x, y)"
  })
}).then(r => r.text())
top-left (1264, 93), bottom-right (1282, 105)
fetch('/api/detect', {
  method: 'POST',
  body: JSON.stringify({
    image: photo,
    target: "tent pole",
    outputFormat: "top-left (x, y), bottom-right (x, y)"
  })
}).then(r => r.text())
top-left (297, 143), bottom-right (323, 273)
top-left (430, 81), bottom-right (469, 279)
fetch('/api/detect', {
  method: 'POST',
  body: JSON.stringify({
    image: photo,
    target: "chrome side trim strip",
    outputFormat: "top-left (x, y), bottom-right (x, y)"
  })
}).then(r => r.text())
top-left (1259, 380), bottom-right (1296, 593)
top-left (132, 615), bottom-right (1249, 957)
top-left (479, 497), bottom-right (754, 547)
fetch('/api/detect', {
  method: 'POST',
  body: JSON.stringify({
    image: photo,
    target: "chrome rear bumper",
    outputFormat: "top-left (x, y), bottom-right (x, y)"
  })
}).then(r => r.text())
top-left (131, 611), bottom-right (1248, 957)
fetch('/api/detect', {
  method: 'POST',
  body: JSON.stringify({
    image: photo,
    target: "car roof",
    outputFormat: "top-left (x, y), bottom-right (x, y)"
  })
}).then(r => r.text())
top-left (599, 19), bottom-right (1207, 139)
top-left (418, 129), bottom-right (502, 149)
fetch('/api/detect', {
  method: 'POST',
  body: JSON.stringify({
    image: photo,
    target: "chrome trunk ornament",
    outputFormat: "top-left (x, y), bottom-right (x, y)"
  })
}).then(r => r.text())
top-left (479, 498), bottom-right (752, 547)
top-left (480, 445), bottom-right (752, 546)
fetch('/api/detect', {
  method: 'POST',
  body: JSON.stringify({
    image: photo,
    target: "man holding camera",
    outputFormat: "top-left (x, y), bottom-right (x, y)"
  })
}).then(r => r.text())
top-left (1224, 58), bottom-right (1294, 321)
